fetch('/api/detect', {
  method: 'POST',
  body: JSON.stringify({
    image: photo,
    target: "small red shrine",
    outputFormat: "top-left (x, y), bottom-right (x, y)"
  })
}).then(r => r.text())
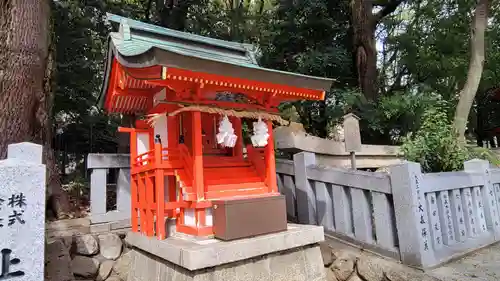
top-left (99, 14), bottom-right (334, 239)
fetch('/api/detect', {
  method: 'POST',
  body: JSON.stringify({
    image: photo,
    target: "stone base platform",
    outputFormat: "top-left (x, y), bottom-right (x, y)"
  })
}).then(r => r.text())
top-left (125, 224), bottom-right (326, 281)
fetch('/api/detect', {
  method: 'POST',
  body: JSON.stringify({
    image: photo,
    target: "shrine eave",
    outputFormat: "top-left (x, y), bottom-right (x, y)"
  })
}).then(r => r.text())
top-left (109, 42), bottom-right (332, 89)
top-left (98, 14), bottom-right (334, 109)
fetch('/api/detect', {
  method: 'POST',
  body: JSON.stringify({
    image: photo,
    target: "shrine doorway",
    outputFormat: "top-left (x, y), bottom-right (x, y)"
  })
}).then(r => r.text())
top-left (178, 112), bottom-right (236, 158)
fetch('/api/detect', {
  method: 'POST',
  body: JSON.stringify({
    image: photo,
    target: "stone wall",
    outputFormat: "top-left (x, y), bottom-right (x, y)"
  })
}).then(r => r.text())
top-left (128, 243), bottom-right (325, 281)
top-left (273, 123), bottom-right (402, 169)
top-left (46, 233), bottom-right (132, 281)
top-left (320, 243), bottom-right (440, 281)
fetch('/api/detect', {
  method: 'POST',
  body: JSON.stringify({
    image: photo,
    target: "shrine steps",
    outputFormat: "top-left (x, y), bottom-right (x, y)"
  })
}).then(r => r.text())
top-left (174, 161), bottom-right (268, 200)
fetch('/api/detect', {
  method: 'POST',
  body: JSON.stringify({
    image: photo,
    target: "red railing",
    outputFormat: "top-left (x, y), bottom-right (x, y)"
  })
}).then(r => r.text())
top-left (161, 147), bottom-right (181, 162)
top-left (134, 150), bottom-right (155, 167)
top-left (133, 146), bottom-right (183, 169)
top-left (178, 144), bottom-right (194, 188)
top-left (246, 144), bottom-right (266, 181)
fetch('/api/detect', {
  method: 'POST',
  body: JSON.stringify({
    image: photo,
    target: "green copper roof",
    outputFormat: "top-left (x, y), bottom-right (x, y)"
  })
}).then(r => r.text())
top-left (107, 13), bottom-right (260, 67)
top-left (99, 14), bottom-right (334, 108)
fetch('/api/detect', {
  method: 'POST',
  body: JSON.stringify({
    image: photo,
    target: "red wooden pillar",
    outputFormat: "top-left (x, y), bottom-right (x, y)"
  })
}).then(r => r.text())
top-left (154, 141), bottom-right (166, 239)
top-left (130, 131), bottom-right (138, 232)
top-left (167, 115), bottom-right (178, 218)
top-left (145, 175), bottom-right (155, 236)
top-left (265, 120), bottom-right (277, 193)
top-left (138, 175), bottom-right (148, 235)
top-left (192, 111), bottom-right (205, 201)
top-left (192, 111), bottom-right (206, 231)
top-left (118, 126), bottom-right (140, 233)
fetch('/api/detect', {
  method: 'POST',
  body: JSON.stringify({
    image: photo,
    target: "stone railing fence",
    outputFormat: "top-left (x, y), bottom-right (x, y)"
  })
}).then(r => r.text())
top-left (276, 154), bottom-right (399, 260)
top-left (273, 124), bottom-right (402, 169)
top-left (86, 151), bottom-right (500, 269)
top-left (87, 154), bottom-right (131, 232)
top-left (276, 152), bottom-right (500, 269)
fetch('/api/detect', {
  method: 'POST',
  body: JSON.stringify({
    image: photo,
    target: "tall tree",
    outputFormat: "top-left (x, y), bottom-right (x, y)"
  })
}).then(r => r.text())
top-left (0, 0), bottom-right (70, 217)
top-left (454, 0), bottom-right (490, 140)
top-left (350, 0), bottom-right (404, 100)
top-left (259, 0), bottom-right (354, 138)
top-left (52, 0), bottom-right (148, 177)
top-left (156, 0), bottom-right (200, 30)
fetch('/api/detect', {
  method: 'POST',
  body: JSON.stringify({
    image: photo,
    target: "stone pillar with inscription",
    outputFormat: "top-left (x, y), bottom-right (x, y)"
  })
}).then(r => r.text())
top-left (464, 159), bottom-right (500, 239)
top-left (343, 113), bottom-right (361, 170)
top-left (0, 142), bottom-right (45, 281)
top-left (389, 161), bottom-right (436, 268)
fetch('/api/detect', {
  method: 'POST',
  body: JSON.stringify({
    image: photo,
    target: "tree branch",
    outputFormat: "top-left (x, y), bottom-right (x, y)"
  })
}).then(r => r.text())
top-left (387, 66), bottom-right (409, 94)
top-left (373, 0), bottom-right (405, 23)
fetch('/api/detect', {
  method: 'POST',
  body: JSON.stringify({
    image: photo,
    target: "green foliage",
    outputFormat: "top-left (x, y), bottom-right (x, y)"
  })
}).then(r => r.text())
top-left (468, 146), bottom-right (500, 167)
top-left (188, 0), bottom-right (274, 42)
top-left (401, 106), bottom-right (469, 172)
top-left (401, 104), bottom-right (500, 171)
top-left (257, 0), bottom-right (354, 138)
top-left (354, 91), bottom-right (442, 144)
top-left (49, 0), bottom-right (500, 177)
top-left (52, 0), bottom-right (152, 183)
top-left (380, 0), bottom-right (500, 143)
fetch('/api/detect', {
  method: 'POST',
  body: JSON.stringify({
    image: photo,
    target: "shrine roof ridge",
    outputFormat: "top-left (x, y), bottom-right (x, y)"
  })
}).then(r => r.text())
top-left (104, 14), bottom-right (334, 86)
top-left (106, 13), bottom-right (255, 53)
top-left (106, 13), bottom-right (260, 66)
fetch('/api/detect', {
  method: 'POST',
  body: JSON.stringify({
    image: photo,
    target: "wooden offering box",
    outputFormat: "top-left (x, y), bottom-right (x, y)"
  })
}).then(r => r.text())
top-left (212, 195), bottom-right (287, 241)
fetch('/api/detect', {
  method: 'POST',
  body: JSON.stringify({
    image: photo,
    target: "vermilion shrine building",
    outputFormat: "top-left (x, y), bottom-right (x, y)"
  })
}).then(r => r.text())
top-left (99, 14), bottom-right (334, 239)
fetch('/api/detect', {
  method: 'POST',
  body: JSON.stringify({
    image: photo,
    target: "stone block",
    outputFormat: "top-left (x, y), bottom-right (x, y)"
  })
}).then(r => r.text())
top-left (130, 244), bottom-right (325, 281)
top-left (126, 223), bottom-right (324, 271)
top-left (303, 245), bottom-right (326, 280)
top-left (45, 239), bottom-right (73, 281)
top-left (7, 142), bottom-right (43, 163)
top-left (97, 260), bottom-right (115, 281)
top-left (75, 234), bottom-right (99, 255)
top-left (343, 113), bottom-right (361, 153)
top-left (99, 233), bottom-right (123, 260)
top-left (91, 223), bottom-right (112, 233)
top-left (268, 247), bottom-right (307, 281)
top-left (72, 256), bottom-right (100, 278)
top-left (110, 219), bottom-right (132, 230)
top-left (113, 250), bottom-right (133, 281)
top-left (0, 144), bottom-right (46, 281)
top-left (125, 224), bottom-right (326, 281)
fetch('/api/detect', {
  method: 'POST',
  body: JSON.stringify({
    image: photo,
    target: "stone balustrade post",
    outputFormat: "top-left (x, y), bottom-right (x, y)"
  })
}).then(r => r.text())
top-left (389, 161), bottom-right (436, 268)
top-left (293, 151), bottom-right (317, 225)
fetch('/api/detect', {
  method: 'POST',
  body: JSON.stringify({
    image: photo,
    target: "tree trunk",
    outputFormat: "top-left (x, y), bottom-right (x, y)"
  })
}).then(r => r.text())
top-left (349, 0), bottom-right (404, 101)
top-left (453, 0), bottom-right (490, 141)
top-left (0, 0), bottom-right (70, 218)
top-left (350, 0), bottom-right (378, 101)
top-left (156, 0), bottom-right (192, 30)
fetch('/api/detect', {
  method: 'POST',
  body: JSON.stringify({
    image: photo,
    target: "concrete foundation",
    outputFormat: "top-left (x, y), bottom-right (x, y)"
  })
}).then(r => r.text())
top-left (125, 224), bottom-right (326, 281)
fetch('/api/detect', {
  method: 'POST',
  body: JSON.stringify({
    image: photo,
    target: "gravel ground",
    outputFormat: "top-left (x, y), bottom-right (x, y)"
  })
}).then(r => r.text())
top-left (430, 243), bottom-right (500, 281)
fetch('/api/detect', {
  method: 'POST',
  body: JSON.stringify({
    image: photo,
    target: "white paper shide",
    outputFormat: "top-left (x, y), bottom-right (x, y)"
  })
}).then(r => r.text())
top-left (216, 115), bottom-right (237, 148)
top-left (251, 117), bottom-right (269, 147)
